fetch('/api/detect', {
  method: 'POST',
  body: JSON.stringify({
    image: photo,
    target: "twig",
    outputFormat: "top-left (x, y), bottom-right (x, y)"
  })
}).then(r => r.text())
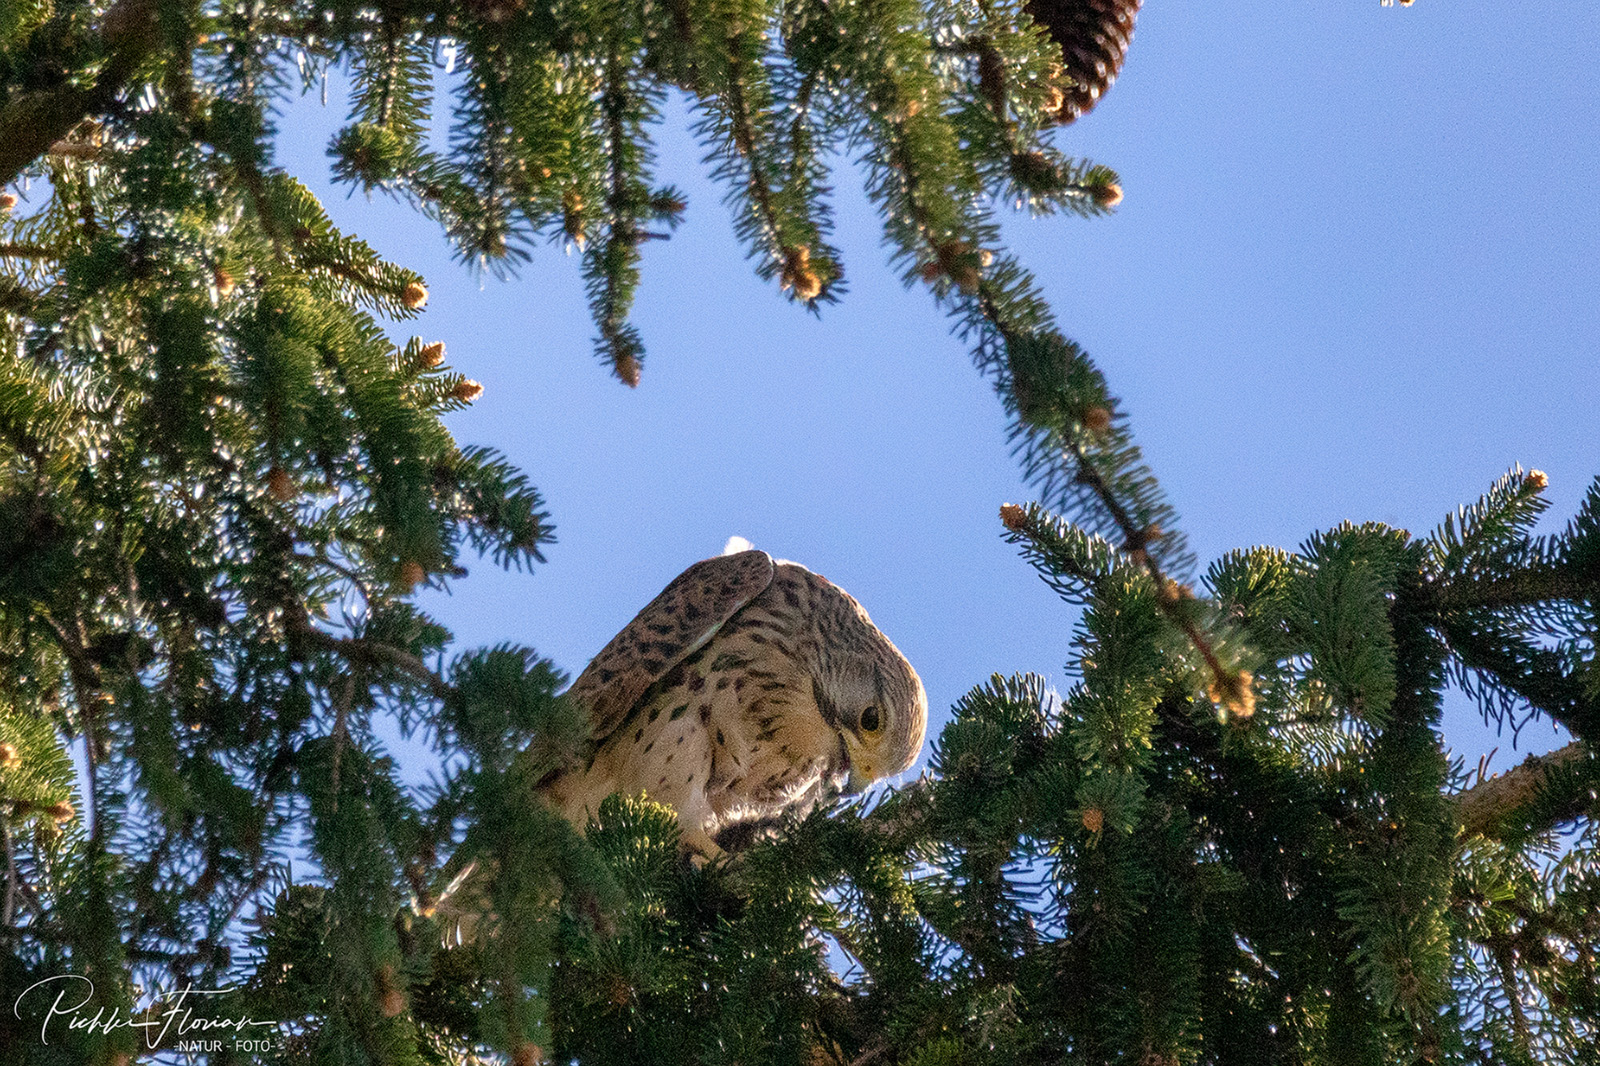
top-left (1, 819), bottom-right (17, 928)
top-left (1485, 928), bottom-right (1534, 1049)
top-left (330, 672), bottom-right (354, 811)
top-left (0, 243), bottom-right (59, 259)
top-left (288, 615), bottom-right (453, 700)
top-left (47, 141), bottom-right (104, 161)
top-left (37, 611), bottom-right (104, 842)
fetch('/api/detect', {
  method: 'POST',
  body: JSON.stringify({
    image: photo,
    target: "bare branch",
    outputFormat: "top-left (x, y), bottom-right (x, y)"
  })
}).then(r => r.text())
top-left (1455, 741), bottom-right (1593, 839)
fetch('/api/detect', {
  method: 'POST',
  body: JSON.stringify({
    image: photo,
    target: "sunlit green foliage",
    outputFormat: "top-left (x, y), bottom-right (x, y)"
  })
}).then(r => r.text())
top-left (0, 3), bottom-right (1595, 1065)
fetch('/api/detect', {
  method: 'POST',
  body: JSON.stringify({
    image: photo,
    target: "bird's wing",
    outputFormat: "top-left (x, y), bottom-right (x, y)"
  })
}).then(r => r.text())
top-left (568, 550), bottom-right (775, 743)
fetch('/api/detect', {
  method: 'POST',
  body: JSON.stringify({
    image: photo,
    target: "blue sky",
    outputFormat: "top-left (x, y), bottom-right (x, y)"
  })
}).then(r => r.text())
top-left (277, 1), bottom-right (1598, 785)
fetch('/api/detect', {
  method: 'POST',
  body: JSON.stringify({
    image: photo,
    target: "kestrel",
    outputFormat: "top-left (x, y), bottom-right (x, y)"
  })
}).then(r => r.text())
top-left (547, 549), bottom-right (927, 855)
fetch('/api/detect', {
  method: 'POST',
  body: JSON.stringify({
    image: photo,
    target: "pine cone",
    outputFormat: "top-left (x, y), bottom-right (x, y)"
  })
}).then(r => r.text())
top-left (1026, 0), bottom-right (1142, 125)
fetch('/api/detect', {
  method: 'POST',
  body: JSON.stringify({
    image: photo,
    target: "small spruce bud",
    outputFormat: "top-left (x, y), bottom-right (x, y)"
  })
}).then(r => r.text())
top-left (614, 352), bottom-right (641, 388)
top-left (512, 1044), bottom-right (543, 1066)
top-left (1207, 669), bottom-right (1256, 721)
top-left (1083, 405), bottom-right (1112, 434)
top-left (213, 268), bottom-right (235, 297)
top-left (1527, 469), bottom-right (1548, 490)
top-left (999, 503), bottom-right (1029, 532)
top-left (400, 561), bottom-right (427, 589)
top-left (938, 239), bottom-right (981, 293)
top-left (0, 742), bottom-right (18, 769)
top-left (780, 246), bottom-right (822, 301)
top-left (1090, 182), bottom-right (1123, 209)
top-left (402, 281), bottom-right (429, 310)
top-left (1038, 61), bottom-right (1068, 115)
top-left (266, 466), bottom-right (295, 502)
top-left (48, 801), bottom-right (75, 822)
top-left (1081, 807), bottom-right (1104, 833)
top-left (418, 341), bottom-right (447, 369)
top-left (563, 188), bottom-right (587, 248)
top-left (452, 379), bottom-right (483, 403)
top-left (0, 192), bottom-right (17, 212)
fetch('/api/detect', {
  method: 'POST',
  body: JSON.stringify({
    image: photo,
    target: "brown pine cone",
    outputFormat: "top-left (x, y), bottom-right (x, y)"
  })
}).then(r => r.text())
top-left (1026, 0), bottom-right (1143, 125)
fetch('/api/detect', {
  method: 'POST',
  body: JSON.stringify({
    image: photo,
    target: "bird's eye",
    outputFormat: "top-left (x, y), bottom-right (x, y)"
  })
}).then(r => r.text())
top-left (860, 705), bottom-right (882, 733)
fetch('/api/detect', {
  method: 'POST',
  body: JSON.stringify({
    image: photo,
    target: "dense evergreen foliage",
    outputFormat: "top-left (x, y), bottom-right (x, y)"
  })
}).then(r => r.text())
top-left (0, 2), bottom-right (1595, 1064)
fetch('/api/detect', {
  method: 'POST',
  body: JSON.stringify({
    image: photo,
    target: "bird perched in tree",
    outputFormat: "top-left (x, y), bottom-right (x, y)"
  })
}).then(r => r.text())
top-left (546, 548), bottom-right (927, 856)
top-left (427, 548), bottom-right (925, 942)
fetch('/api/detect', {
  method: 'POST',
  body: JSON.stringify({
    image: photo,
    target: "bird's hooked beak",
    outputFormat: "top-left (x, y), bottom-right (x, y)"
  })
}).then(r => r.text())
top-left (845, 763), bottom-right (873, 795)
top-left (837, 732), bottom-right (873, 795)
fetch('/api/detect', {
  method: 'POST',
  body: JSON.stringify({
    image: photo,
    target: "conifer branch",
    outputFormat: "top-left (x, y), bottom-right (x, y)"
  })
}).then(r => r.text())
top-left (1485, 926), bottom-right (1535, 1048)
top-left (859, 27), bottom-right (1242, 716)
top-left (703, 27), bottom-right (835, 301)
top-left (590, 50), bottom-right (647, 384)
top-left (1441, 619), bottom-right (1599, 742)
top-left (989, 343), bottom-right (1245, 717)
top-left (290, 616), bottom-right (453, 701)
top-left (0, 0), bottom-right (161, 188)
top-left (1436, 565), bottom-right (1598, 613)
top-left (0, 243), bottom-right (58, 259)
top-left (0, 276), bottom-right (43, 314)
top-left (37, 611), bottom-right (105, 841)
top-left (46, 140), bottom-right (105, 161)
top-left (1455, 741), bottom-right (1593, 840)
top-left (3, 922), bottom-right (174, 963)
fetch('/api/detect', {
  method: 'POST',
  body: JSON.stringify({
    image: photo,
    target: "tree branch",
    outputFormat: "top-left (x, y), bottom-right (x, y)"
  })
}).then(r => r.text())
top-left (1437, 565), bottom-right (1597, 614)
top-left (1441, 619), bottom-right (1599, 744)
top-left (289, 614), bottom-right (453, 701)
top-left (0, 0), bottom-right (162, 188)
top-left (1455, 741), bottom-right (1594, 839)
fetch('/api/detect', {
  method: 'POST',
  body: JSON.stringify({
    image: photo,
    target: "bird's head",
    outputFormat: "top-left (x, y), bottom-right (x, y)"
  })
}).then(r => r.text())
top-left (810, 616), bottom-right (927, 796)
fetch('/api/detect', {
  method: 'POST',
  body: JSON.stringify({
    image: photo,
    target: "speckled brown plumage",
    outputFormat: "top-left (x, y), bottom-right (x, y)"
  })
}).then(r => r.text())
top-left (547, 550), bottom-right (927, 855)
